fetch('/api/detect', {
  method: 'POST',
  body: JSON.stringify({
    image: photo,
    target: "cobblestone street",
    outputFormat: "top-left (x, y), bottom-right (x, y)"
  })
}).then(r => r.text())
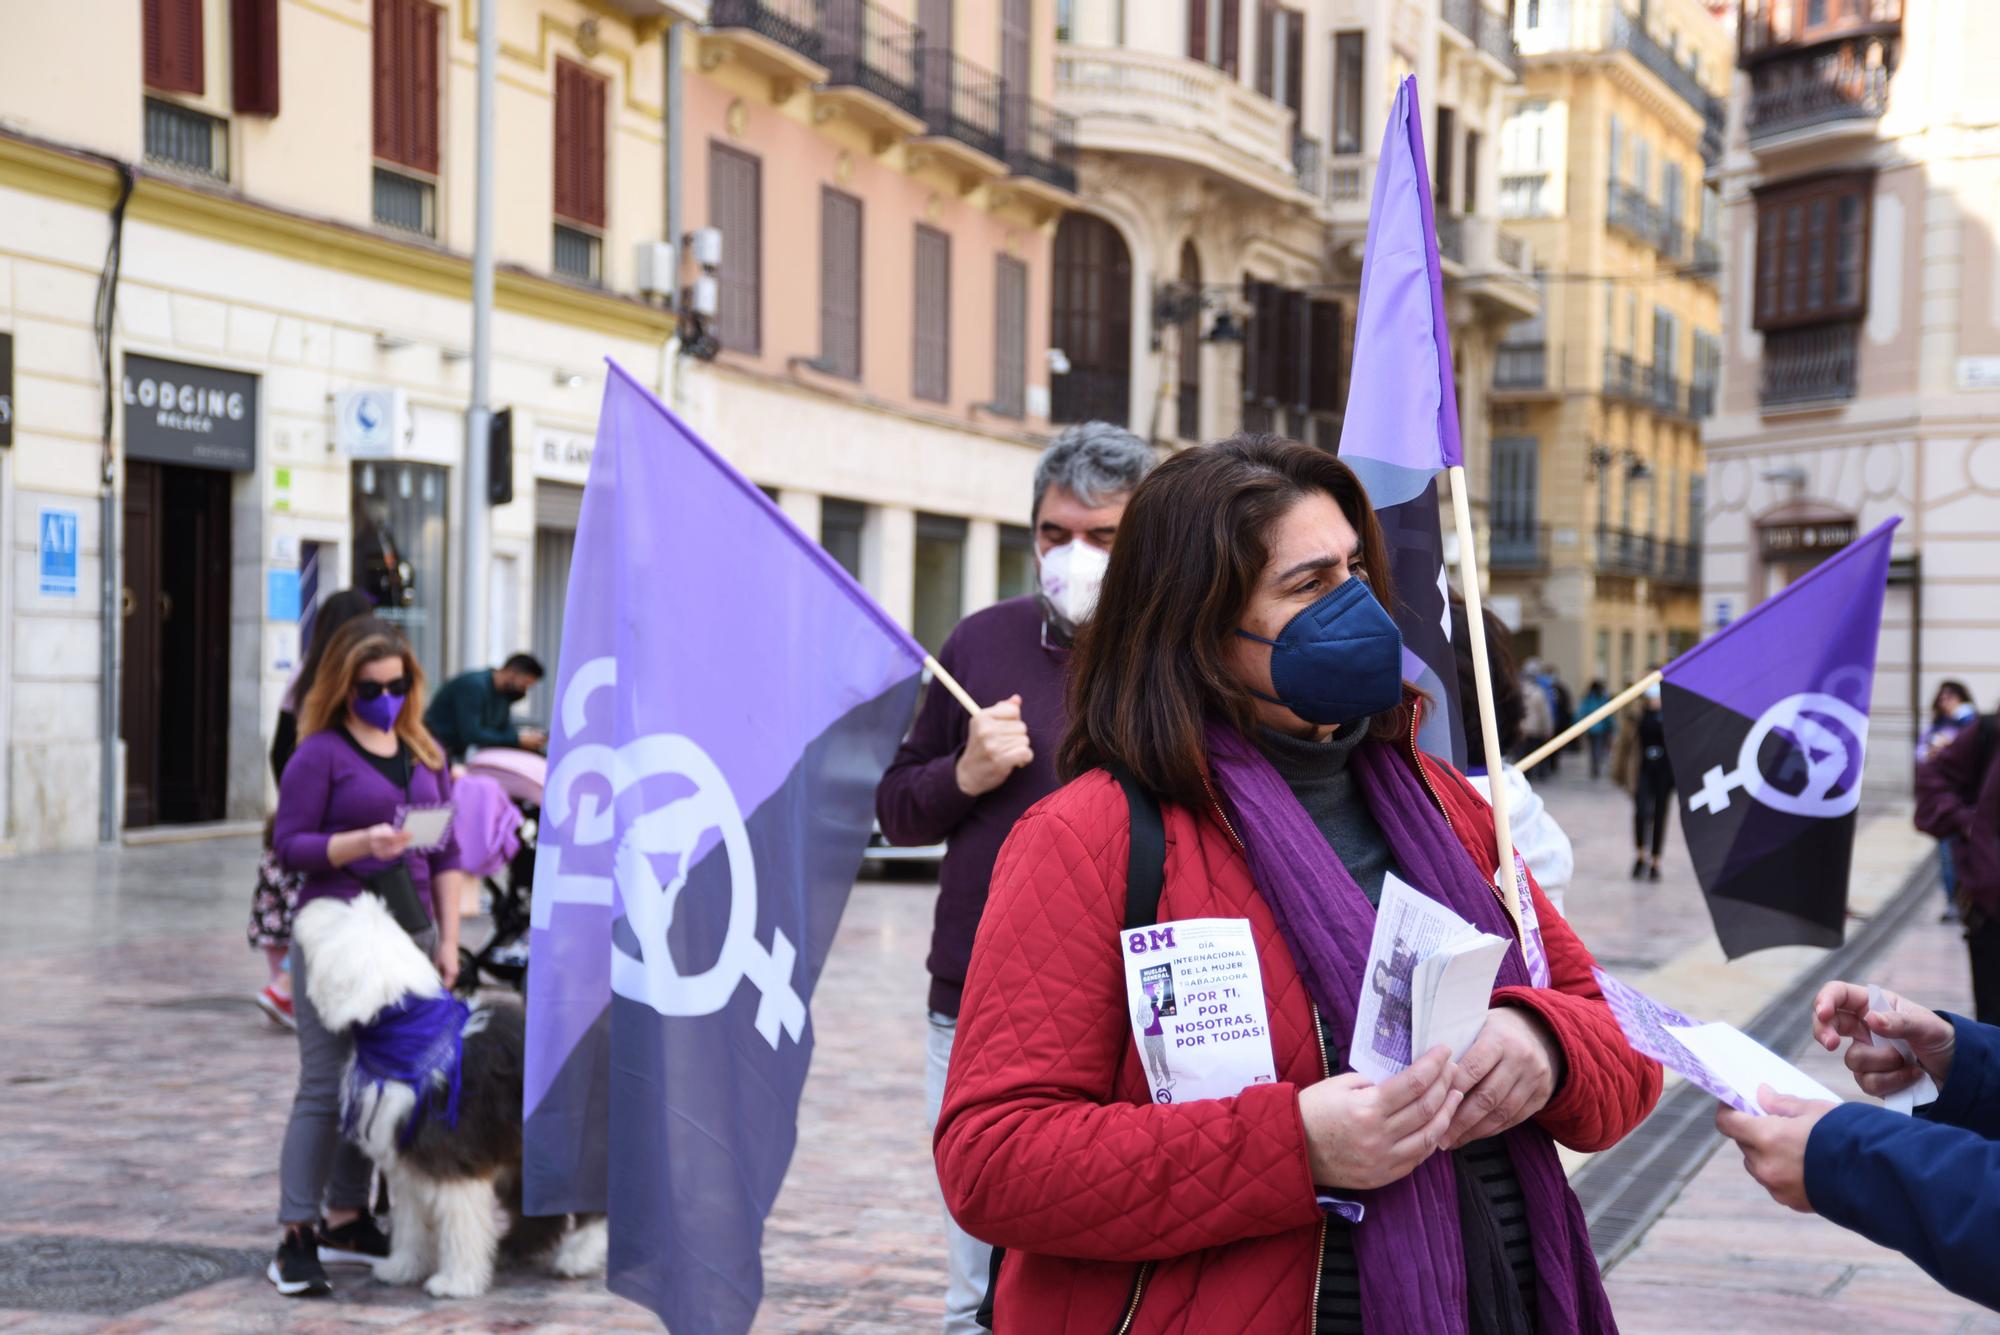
top-left (0, 767), bottom-right (1990, 1331)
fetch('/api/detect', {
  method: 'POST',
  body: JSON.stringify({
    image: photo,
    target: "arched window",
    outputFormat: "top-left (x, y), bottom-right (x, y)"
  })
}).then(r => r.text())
top-left (1050, 213), bottom-right (1133, 425)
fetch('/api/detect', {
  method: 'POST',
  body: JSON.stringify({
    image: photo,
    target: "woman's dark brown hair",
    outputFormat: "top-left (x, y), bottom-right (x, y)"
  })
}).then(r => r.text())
top-left (1060, 434), bottom-right (1412, 808)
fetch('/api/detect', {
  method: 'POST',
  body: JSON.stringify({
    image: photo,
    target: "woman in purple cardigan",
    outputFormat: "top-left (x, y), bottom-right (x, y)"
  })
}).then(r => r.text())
top-left (266, 616), bottom-right (469, 1298)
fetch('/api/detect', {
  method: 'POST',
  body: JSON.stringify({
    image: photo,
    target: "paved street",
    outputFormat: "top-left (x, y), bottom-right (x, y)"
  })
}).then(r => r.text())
top-left (0, 767), bottom-right (1990, 1331)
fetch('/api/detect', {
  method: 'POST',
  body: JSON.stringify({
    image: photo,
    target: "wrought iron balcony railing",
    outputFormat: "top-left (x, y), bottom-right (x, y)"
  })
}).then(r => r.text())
top-left (1051, 365), bottom-right (1132, 427)
top-left (1292, 131), bottom-right (1322, 198)
top-left (920, 49), bottom-right (1006, 161)
top-left (1762, 321), bottom-right (1860, 408)
top-left (823, 0), bottom-right (922, 116)
top-left (1005, 93), bottom-right (1078, 192)
top-left (709, 0), bottom-right (824, 62)
top-left (1494, 343), bottom-right (1547, 390)
top-left (1656, 540), bottom-right (1702, 586)
top-left (1490, 522), bottom-right (1550, 571)
top-left (1609, 8), bottom-right (1724, 137)
top-left (1747, 40), bottom-right (1897, 142)
top-left (1437, 212), bottom-right (1466, 264)
top-left (1596, 527), bottom-right (1658, 577)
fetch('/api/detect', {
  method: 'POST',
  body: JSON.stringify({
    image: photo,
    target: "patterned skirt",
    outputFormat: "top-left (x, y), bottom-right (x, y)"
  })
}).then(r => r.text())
top-left (246, 848), bottom-right (303, 950)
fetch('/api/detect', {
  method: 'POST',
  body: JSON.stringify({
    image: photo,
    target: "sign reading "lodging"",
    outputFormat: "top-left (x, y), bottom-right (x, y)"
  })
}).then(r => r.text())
top-left (122, 353), bottom-right (258, 471)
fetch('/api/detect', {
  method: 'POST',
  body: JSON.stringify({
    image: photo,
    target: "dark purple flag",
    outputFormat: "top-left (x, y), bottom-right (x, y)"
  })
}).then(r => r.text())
top-left (523, 362), bottom-right (926, 1334)
top-left (1661, 518), bottom-right (1898, 957)
top-left (1337, 75), bottom-right (1466, 765)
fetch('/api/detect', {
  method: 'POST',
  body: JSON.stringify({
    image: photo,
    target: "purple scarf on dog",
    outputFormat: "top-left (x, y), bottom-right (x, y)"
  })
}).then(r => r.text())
top-left (1205, 721), bottom-right (1614, 1334)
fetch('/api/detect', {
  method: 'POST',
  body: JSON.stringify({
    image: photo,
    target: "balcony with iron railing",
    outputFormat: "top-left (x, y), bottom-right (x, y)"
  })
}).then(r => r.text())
top-left (1004, 93), bottom-right (1078, 195)
top-left (1747, 39), bottom-right (1897, 145)
top-left (708, 0), bottom-right (827, 71)
top-left (1490, 522), bottom-right (1551, 572)
top-left (1596, 527), bottom-right (1658, 578)
top-left (1437, 212), bottom-right (1466, 265)
top-left (1741, 0), bottom-right (1902, 61)
top-left (1056, 46), bottom-right (1302, 203)
top-left (919, 49), bottom-right (1006, 166)
top-left (1689, 380), bottom-right (1717, 418)
top-left (1651, 370), bottom-right (1689, 419)
top-left (1602, 350), bottom-right (1649, 405)
top-left (1608, 7), bottom-right (1725, 156)
top-left (1761, 321), bottom-right (1859, 409)
top-left (1656, 540), bottom-right (1702, 587)
top-left (1051, 365), bottom-right (1133, 428)
top-left (1494, 342), bottom-right (1548, 391)
top-left (1691, 235), bottom-right (1721, 280)
top-left (1441, 0), bottom-right (1521, 76)
top-left (1606, 180), bottom-right (1661, 249)
top-left (1292, 131), bottom-right (1322, 200)
top-left (821, 0), bottom-right (923, 123)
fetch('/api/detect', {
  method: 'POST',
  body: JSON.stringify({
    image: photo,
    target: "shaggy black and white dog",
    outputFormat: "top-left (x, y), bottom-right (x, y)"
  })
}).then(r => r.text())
top-left (293, 893), bottom-right (606, 1298)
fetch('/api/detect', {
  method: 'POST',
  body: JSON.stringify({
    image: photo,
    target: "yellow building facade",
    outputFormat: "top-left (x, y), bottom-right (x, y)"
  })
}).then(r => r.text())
top-left (1489, 0), bottom-right (1731, 691)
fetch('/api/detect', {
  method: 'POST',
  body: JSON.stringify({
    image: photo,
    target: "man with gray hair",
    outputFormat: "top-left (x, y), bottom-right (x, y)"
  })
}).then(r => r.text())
top-left (877, 420), bottom-right (1155, 1333)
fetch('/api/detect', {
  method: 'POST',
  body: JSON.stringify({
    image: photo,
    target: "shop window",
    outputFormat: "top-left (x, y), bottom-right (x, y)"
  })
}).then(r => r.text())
top-left (352, 461), bottom-right (450, 679)
top-left (997, 524), bottom-right (1035, 601)
top-left (913, 513), bottom-right (967, 654)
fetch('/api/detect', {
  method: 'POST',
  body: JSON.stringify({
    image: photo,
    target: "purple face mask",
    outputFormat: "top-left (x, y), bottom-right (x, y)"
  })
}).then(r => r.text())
top-left (352, 689), bottom-right (405, 732)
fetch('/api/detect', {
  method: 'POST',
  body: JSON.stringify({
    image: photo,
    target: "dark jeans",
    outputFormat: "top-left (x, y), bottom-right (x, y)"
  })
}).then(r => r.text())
top-left (1588, 731), bottom-right (1611, 779)
top-left (1634, 764), bottom-right (1673, 859)
top-left (1969, 913), bottom-right (2000, 1027)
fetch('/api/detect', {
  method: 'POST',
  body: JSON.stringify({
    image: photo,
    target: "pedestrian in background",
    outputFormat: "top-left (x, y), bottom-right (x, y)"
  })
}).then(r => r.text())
top-left (875, 421), bottom-right (1153, 1335)
top-left (1612, 680), bottom-right (1673, 881)
top-left (1452, 599), bottom-right (1575, 913)
top-left (1917, 681), bottom-right (1978, 922)
top-left (424, 653), bottom-right (547, 763)
top-left (936, 437), bottom-right (1659, 1333)
top-left (1579, 678), bottom-right (1613, 780)
top-left (1542, 667), bottom-right (1573, 778)
top-left (1517, 659), bottom-right (1554, 775)
top-left (1917, 705), bottom-right (2000, 1023)
top-left (250, 587), bottom-right (376, 1027)
top-left (267, 616), bottom-right (469, 1298)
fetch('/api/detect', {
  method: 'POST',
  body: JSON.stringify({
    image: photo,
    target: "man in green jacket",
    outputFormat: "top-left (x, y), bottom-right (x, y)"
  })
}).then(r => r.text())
top-left (425, 653), bottom-right (547, 761)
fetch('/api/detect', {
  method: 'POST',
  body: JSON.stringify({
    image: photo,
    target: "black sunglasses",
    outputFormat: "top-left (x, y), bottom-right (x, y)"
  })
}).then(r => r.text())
top-left (353, 677), bottom-right (412, 701)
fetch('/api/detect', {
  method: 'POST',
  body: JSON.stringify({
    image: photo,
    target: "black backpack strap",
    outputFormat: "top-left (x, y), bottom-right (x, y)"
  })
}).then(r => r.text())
top-left (974, 766), bottom-right (1166, 1332)
top-left (1110, 763), bottom-right (1166, 932)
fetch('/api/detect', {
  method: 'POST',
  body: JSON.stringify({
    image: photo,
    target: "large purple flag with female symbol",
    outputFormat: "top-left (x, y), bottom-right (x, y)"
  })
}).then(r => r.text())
top-left (1337, 75), bottom-right (1466, 765)
top-left (523, 362), bottom-right (927, 1333)
top-left (1662, 518), bottom-right (1898, 957)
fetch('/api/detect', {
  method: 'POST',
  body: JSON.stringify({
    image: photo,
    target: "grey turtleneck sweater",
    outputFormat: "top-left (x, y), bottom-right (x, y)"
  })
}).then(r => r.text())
top-left (1253, 723), bottom-right (1400, 906)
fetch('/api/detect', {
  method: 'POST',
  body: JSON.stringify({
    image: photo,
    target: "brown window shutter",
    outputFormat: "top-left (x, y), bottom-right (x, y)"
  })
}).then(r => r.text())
top-left (819, 188), bottom-right (863, 379)
top-left (412, 1), bottom-right (440, 173)
top-left (1219, 0), bottom-right (1241, 76)
top-left (1278, 288), bottom-right (1305, 408)
top-left (710, 143), bottom-right (763, 354)
top-left (555, 59), bottom-right (607, 228)
top-left (147, 0), bottom-right (205, 95)
top-left (1188, 0), bottom-right (1208, 61)
top-left (913, 226), bottom-right (951, 403)
top-left (231, 0), bottom-right (279, 116)
top-left (994, 255), bottom-right (1027, 417)
top-left (372, 0), bottom-right (397, 163)
top-left (1308, 299), bottom-right (1342, 413)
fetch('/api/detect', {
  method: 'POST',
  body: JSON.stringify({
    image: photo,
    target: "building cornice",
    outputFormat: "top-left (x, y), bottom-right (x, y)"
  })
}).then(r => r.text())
top-left (0, 130), bottom-right (676, 346)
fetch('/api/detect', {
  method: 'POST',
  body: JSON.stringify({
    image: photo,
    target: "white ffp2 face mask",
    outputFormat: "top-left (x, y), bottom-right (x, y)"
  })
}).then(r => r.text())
top-left (1038, 540), bottom-right (1110, 626)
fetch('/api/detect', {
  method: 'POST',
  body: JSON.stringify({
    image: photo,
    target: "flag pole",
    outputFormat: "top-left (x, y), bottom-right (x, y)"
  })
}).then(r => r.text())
top-left (1446, 465), bottom-right (1521, 932)
top-left (925, 654), bottom-right (981, 717)
top-left (1515, 669), bottom-right (1662, 774)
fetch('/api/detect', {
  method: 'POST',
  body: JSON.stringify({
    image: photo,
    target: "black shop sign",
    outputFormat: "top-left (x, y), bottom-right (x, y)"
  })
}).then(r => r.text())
top-left (122, 353), bottom-right (258, 471)
top-left (1760, 519), bottom-right (1856, 561)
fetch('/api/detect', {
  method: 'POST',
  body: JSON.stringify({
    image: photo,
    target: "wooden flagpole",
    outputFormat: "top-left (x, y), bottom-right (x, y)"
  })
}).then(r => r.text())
top-left (1515, 669), bottom-right (1662, 775)
top-left (925, 654), bottom-right (982, 717)
top-left (1446, 465), bottom-right (1522, 932)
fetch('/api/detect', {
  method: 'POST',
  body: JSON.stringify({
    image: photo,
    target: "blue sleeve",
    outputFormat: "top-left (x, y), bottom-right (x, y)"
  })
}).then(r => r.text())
top-left (1805, 1102), bottom-right (2000, 1310)
top-left (1915, 1013), bottom-right (2000, 1139)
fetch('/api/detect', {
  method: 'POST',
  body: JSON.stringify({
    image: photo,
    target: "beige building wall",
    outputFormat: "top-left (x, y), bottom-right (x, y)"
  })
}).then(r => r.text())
top-left (1492, 0), bottom-right (1732, 690)
top-left (1705, 0), bottom-right (2000, 792)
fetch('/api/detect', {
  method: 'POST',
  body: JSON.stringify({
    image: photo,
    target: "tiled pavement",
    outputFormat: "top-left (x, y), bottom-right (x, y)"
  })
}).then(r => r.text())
top-left (0, 770), bottom-right (1987, 1332)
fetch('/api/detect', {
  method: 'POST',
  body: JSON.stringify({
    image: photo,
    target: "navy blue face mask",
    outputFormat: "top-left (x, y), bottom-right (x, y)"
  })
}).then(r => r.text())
top-left (1236, 576), bottom-right (1405, 727)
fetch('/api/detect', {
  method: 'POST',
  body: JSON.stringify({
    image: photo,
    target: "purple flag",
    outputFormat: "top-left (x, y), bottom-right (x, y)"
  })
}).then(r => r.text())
top-left (1337, 75), bottom-right (1466, 765)
top-left (1661, 518), bottom-right (1898, 957)
top-left (523, 361), bottom-right (926, 1333)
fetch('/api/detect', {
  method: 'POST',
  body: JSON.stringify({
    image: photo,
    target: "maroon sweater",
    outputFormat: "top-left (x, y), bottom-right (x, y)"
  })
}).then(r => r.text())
top-left (876, 596), bottom-right (1071, 1018)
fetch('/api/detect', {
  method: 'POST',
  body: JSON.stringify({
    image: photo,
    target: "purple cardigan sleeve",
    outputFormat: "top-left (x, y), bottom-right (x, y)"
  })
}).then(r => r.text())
top-left (426, 762), bottom-right (464, 881)
top-left (273, 740), bottom-right (337, 872)
top-left (876, 645), bottom-right (981, 848)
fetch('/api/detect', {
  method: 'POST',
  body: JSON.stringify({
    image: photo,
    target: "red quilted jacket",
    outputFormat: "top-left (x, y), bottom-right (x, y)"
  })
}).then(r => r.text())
top-left (934, 738), bottom-right (1661, 1334)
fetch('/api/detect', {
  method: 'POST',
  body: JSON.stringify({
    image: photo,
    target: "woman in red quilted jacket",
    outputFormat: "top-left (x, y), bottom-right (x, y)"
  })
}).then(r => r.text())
top-left (934, 437), bottom-right (1660, 1334)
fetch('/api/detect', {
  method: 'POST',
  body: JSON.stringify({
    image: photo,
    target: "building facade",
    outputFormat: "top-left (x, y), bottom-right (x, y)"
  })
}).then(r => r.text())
top-left (1704, 0), bottom-right (1998, 791)
top-left (0, 0), bottom-right (1071, 852)
top-left (1048, 0), bottom-right (1538, 526)
top-left (672, 0), bottom-right (1071, 657)
top-left (1491, 0), bottom-right (1732, 690)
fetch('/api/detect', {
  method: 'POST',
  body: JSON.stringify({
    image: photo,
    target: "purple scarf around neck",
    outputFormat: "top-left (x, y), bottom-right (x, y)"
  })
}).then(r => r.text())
top-left (1204, 721), bottom-right (1614, 1335)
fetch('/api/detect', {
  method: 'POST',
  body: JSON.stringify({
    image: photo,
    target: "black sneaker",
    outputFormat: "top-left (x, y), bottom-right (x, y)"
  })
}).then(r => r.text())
top-left (267, 1227), bottom-right (332, 1298)
top-left (317, 1213), bottom-right (392, 1266)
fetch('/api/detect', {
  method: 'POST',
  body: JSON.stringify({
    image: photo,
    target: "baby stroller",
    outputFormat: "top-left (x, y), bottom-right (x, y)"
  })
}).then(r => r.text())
top-left (454, 747), bottom-right (545, 994)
